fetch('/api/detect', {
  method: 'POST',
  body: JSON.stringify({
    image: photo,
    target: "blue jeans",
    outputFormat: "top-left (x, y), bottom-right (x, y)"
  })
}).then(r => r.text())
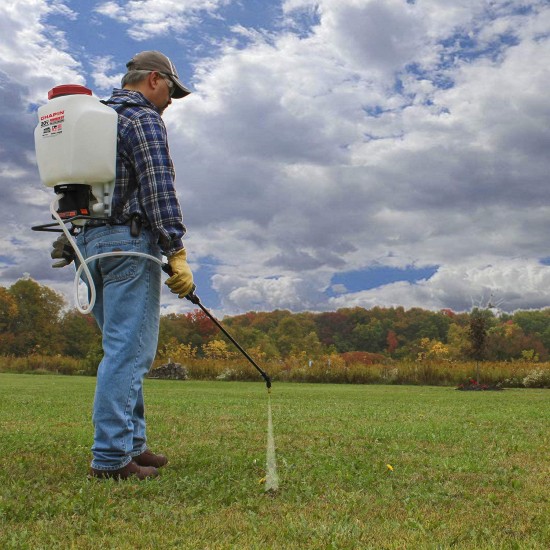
top-left (76, 225), bottom-right (162, 470)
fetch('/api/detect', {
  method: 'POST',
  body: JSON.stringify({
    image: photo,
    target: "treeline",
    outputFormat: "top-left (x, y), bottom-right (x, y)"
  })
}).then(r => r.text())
top-left (2, 277), bottom-right (550, 365)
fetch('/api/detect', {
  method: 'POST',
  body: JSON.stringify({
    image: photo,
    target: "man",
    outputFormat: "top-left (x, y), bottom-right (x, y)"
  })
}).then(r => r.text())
top-left (56, 51), bottom-right (194, 480)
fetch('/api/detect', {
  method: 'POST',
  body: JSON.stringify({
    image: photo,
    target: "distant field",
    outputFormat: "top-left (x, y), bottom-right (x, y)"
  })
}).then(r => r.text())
top-left (0, 374), bottom-right (548, 549)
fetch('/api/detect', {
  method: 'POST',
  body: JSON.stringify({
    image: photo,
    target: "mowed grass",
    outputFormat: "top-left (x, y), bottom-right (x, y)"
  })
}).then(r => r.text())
top-left (0, 374), bottom-right (548, 549)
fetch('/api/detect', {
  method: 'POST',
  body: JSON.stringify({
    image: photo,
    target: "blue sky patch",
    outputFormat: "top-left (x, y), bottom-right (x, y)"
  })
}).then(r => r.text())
top-left (0, 255), bottom-right (16, 266)
top-left (191, 256), bottom-right (222, 309)
top-left (329, 265), bottom-right (438, 296)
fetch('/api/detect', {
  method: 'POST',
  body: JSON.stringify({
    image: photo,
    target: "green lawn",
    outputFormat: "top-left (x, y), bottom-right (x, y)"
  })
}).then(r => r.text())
top-left (0, 374), bottom-right (548, 549)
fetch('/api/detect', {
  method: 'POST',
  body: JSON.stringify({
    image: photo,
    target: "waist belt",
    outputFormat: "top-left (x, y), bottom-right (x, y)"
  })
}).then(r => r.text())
top-left (86, 219), bottom-right (132, 227)
top-left (86, 214), bottom-right (143, 237)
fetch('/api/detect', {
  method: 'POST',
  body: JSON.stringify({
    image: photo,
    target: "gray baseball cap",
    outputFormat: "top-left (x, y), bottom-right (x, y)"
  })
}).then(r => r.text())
top-left (126, 50), bottom-right (191, 98)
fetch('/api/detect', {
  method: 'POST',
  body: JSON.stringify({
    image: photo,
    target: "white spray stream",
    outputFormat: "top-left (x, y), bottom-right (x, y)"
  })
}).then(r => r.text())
top-left (265, 393), bottom-right (279, 492)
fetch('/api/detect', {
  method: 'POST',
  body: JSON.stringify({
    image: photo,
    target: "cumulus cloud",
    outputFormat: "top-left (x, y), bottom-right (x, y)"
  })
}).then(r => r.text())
top-left (89, 56), bottom-right (124, 90)
top-left (2, 0), bottom-right (550, 316)
top-left (212, 272), bottom-right (327, 311)
top-left (0, 1), bottom-right (83, 103)
top-left (95, 0), bottom-right (231, 40)
top-left (157, 0), bottom-right (550, 313)
top-left (315, 0), bottom-right (430, 76)
top-left (328, 259), bottom-right (550, 313)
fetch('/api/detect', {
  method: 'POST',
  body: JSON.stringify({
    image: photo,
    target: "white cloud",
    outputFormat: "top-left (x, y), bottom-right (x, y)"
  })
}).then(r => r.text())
top-left (315, 0), bottom-right (429, 77)
top-left (95, 0), bottom-right (231, 40)
top-left (0, 0), bottom-right (83, 104)
top-left (328, 259), bottom-right (550, 313)
top-left (162, 0), bottom-right (550, 313)
top-left (212, 273), bottom-right (327, 311)
top-left (2, 0), bottom-right (550, 316)
top-left (89, 56), bottom-right (124, 90)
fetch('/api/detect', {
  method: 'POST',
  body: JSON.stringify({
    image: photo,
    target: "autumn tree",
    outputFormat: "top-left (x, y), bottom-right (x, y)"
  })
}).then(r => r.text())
top-left (485, 321), bottom-right (547, 361)
top-left (416, 337), bottom-right (450, 361)
top-left (468, 307), bottom-right (494, 382)
top-left (0, 287), bottom-right (18, 354)
top-left (350, 319), bottom-right (385, 352)
top-left (386, 330), bottom-right (398, 356)
top-left (296, 331), bottom-right (325, 359)
top-left (60, 309), bottom-right (102, 357)
top-left (446, 323), bottom-right (470, 360)
top-left (469, 308), bottom-right (497, 359)
top-left (158, 313), bottom-right (194, 350)
top-left (314, 311), bottom-right (350, 347)
top-left (8, 278), bottom-right (66, 355)
top-left (274, 315), bottom-right (317, 357)
top-left (203, 339), bottom-right (233, 360)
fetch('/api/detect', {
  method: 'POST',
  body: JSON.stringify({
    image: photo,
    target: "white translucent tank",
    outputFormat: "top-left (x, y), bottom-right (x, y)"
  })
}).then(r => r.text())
top-left (34, 84), bottom-right (118, 216)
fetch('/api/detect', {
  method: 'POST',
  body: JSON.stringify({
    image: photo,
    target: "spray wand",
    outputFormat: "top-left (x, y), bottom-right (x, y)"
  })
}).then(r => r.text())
top-left (162, 265), bottom-right (272, 391)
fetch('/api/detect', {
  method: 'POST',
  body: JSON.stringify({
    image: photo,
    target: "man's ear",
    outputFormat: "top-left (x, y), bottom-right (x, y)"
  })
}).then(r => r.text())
top-left (148, 71), bottom-right (162, 91)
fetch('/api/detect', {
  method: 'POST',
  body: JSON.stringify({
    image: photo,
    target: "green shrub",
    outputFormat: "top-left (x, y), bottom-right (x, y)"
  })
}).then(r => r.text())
top-left (522, 368), bottom-right (550, 388)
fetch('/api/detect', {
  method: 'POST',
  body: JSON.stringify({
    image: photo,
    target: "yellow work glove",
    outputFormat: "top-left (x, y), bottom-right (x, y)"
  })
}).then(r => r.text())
top-left (165, 248), bottom-right (194, 298)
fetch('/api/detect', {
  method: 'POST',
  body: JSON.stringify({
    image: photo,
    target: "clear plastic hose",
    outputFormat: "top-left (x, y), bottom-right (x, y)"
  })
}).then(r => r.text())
top-left (49, 195), bottom-right (163, 315)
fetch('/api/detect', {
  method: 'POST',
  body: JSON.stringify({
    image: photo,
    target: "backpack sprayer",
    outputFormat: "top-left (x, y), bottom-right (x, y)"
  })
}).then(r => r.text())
top-left (33, 84), bottom-right (118, 228)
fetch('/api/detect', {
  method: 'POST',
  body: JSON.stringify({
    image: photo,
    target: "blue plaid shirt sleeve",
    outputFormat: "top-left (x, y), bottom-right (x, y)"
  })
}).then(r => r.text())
top-left (125, 111), bottom-right (185, 256)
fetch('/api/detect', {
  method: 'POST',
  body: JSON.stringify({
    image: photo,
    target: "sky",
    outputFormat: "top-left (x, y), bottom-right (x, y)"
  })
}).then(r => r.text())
top-left (1, 0), bottom-right (550, 317)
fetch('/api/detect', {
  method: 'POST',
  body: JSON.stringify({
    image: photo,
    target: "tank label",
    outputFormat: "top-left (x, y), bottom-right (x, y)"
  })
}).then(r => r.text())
top-left (40, 110), bottom-right (65, 137)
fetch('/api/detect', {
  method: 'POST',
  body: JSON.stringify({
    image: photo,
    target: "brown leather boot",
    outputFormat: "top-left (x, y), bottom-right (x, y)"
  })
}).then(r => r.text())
top-left (133, 449), bottom-right (168, 468)
top-left (89, 460), bottom-right (159, 480)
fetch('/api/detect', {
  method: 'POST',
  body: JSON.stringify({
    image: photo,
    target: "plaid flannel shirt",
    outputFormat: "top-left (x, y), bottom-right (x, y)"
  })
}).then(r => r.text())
top-left (104, 89), bottom-right (185, 256)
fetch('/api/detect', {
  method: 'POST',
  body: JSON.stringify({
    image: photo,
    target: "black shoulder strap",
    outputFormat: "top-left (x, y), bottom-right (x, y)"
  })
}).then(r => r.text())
top-left (101, 99), bottom-right (139, 220)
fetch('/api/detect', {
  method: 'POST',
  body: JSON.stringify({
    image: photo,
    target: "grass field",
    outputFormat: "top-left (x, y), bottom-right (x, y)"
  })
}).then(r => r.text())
top-left (0, 374), bottom-right (549, 549)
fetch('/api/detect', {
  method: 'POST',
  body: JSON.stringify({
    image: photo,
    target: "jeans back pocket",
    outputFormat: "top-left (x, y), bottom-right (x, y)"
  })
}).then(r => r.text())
top-left (97, 239), bottom-right (139, 283)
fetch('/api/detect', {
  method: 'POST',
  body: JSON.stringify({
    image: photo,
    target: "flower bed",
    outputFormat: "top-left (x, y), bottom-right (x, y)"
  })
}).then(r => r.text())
top-left (456, 378), bottom-right (503, 391)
